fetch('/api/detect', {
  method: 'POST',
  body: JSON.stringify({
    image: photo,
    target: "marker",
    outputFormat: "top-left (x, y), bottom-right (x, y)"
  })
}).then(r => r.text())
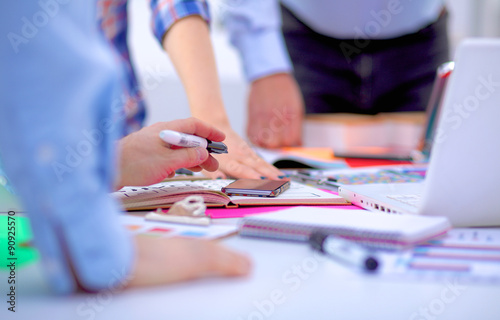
top-left (159, 130), bottom-right (228, 154)
top-left (292, 170), bottom-right (339, 190)
top-left (309, 231), bottom-right (379, 272)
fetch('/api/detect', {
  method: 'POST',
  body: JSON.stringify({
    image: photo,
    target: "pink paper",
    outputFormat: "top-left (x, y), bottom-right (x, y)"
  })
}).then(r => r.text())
top-left (206, 188), bottom-right (362, 219)
top-left (206, 204), bottom-right (363, 219)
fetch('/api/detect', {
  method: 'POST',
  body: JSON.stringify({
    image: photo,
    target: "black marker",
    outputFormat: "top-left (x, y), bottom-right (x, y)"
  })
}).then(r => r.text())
top-left (159, 130), bottom-right (228, 154)
top-left (309, 231), bottom-right (379, 272)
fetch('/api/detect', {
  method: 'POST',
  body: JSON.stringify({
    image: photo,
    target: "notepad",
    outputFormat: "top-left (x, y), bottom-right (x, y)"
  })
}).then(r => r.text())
top-left (113, 179), bottom-right (348, 211)
top-left (239, 207), bottom-right (451, 249)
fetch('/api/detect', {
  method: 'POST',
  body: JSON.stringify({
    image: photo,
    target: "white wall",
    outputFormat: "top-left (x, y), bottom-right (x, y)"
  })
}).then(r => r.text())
top-left (128, 0), bottom-right (500, 139)
top-left (447, 0), bottom-right (500, 52)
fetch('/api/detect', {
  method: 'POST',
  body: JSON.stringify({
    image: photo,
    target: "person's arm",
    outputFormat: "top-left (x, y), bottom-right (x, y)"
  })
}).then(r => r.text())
top-left (0, 1), bottom-right (249, 293)
top-left (149, 1), bottom-right (282, 179)
top-left (222, 0), bottom-right (304, 148)
top-left (0, 2), bottom-right (134, 293)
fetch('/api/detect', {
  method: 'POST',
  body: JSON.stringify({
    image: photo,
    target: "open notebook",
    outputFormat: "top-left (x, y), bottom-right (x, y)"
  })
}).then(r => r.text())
top-left (254, 147), bottom-right (347, 169)
top-left (113, 179), bottom-right (349, 211)
top-left (240, 207), bottom-right (451, 249)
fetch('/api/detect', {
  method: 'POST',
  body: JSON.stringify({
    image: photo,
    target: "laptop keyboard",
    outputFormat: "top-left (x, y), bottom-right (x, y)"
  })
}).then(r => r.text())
top-left (326, 169), bottom-right (426, 185)
top-left (387, 194), bottom-right (422, 208)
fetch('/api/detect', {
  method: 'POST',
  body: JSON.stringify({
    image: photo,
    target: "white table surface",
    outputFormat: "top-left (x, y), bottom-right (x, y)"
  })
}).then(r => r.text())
top-left (2, 218), bottom-right (500, 320)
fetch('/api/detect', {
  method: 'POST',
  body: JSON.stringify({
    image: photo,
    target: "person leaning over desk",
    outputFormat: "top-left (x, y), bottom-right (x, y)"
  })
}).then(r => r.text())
top-left (222, 0), bottom-right (450, 148)
top-left (0, 1), bottom-right (250, 294)
top-left (98, 0), bottom-right (282, 182)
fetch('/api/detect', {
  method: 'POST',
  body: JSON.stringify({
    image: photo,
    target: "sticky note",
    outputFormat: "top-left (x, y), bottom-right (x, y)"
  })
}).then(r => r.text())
top-left (148, 227), bottom-right (172, 233)
top-left (125, 225), bottom-right (142, 231)
top-left (178, 231), bottom-right (207, 237)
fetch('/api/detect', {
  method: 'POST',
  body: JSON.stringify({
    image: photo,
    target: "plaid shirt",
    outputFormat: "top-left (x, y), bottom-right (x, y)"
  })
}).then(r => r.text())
top-left (97, 0), bottom-right (210, 136)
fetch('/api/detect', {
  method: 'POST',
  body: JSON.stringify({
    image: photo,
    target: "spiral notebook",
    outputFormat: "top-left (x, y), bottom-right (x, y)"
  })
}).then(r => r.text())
top-left (239, 207), bottom-right (451, 249)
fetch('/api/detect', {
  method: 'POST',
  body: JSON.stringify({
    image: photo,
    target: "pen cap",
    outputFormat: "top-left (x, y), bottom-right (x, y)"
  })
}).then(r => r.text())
top-left (206, 140), bottom-right (228, 154)
top-left (309, 230), bottom-right (329, 253)
top-left (310, 231), bottom-right (379, 272)
top-left (364, 257), bottom-right (379, 271)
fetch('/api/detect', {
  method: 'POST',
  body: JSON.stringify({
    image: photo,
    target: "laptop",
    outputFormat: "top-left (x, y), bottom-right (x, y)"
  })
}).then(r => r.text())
top-left (334, 60), bottom-right (454, 161)
top-left (338, 39), bottom-right (500, 227)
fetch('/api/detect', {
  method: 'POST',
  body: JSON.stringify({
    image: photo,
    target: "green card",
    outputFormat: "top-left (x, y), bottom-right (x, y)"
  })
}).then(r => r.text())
top-left (0, 215), bottom-right (39, 269)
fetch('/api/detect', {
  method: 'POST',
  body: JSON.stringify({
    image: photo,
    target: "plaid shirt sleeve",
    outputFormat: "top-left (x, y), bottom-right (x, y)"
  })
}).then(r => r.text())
top-left (150, 0), bottom-right (211, 44)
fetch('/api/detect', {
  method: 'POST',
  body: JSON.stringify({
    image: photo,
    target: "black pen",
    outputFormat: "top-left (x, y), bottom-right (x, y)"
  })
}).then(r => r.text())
top-left (293, 170), bottom-right (340, 190)
top-left (159, 130), bottom-right (228, 154)
top-left (309, 231), bottom-right (379, 272)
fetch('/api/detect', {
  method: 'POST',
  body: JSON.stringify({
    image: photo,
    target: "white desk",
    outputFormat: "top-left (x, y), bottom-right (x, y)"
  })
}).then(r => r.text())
top-left (3, 218), bottom-right (500, 320)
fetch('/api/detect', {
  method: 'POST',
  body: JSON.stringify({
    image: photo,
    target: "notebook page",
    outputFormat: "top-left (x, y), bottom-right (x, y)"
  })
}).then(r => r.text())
top-left (114, 181), bottom-right (230, 209)
top-left (171, 179), bottom-right (345, 203)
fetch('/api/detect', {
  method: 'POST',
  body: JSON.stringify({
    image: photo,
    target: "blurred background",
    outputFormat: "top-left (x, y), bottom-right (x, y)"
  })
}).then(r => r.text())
top-left (128, 0), bottom-right (500, 139)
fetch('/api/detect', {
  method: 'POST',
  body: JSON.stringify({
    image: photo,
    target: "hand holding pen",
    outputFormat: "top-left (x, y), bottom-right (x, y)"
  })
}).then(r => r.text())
top-left (116, 118), bottom-right (226, 189)
top-left (159, 130), bottom-right (228, 154)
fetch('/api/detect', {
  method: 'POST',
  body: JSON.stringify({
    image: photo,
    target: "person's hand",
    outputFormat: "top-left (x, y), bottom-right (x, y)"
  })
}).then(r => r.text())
top-left (247, 73), bottom-right (304, 148)
top-left (202, 126), bottom-right (284, 179)
top-left (116, 118), bottom-right (225, 189)
top-left (127, 236), bottom-right (251, 287)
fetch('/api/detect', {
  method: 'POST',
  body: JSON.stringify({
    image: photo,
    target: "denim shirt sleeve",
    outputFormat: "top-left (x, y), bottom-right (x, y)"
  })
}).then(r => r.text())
top-left (150, 0), bottom-right (211, 44)
top-left (0, 1), bottom-right (134, 294)
top-left (220, 0), bottom-right (293, 82)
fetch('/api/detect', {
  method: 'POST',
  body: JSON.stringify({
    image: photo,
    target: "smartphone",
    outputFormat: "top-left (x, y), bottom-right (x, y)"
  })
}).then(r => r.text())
top-left (221, 179), bottom-right (291, 197)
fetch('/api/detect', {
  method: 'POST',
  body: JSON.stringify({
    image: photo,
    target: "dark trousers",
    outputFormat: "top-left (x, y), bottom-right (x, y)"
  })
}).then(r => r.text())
top-left (280, 5), bottom-right (450, 114)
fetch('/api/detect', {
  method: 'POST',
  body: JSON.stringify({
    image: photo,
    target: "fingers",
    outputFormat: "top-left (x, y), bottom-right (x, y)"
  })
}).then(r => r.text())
top-left (184, 155), bottom-right (219, 173)
top-left (184, 166), bottom-right (202, 172)
top-left (212, 127), bottom-right (284, 179)
top-left (246, 108), bottom-right (280, 148)
top-left (246, 110), bottom-right (274, 147)
top-left (150, 118), bottom-right (285, 180)
top-left (235, 145), bottom-right (283, 179)
top-left (199, 153), bottom-right (219, 172)
top-left (129, 237), bottom-right (251, 288)
top-left (156, 117), bottom-right (226, 143)
top-left (243, 157), bottom-right (283, 179)
top-left (204, 160), bottom-right (282, 180)
top-left (215, 155), bottom-right (283, 180)
top-left (248, 124), bottom-right (283, 149)
top-left (201, 169), bottom-right (226, 179)
top-left (118, 118), bottom-right (228, 188)
top-left (247, 73), bottom-right (304, 148)
top-left (162, 147), bottom-right (210, 172)
top-left (217, 158), bottom-right (264, 179)
top-left (202, 241), bottom-right (252, 277)
top-left (248, 111), bottom-right (303, 148)
top-left (281, 107), bottom-right (303, 147)
top-left (163, 146), bottom-right (219, 177)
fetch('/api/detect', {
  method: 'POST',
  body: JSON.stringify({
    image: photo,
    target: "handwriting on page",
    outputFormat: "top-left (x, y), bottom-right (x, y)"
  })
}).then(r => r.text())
top-left (115, 182), bottom-right (226, 200)
top-left (114, 179), bottom-right (340, 206)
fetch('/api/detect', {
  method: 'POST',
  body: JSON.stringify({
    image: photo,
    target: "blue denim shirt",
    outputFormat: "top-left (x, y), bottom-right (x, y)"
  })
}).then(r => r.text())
top-left (0, 1), bottom-right (134, 294)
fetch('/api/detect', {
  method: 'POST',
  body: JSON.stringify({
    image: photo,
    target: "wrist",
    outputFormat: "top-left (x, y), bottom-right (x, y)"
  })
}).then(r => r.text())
top-left (251, 72), bottom-right (293, 86)
top-left (190, 102), bottom-right (231, 130)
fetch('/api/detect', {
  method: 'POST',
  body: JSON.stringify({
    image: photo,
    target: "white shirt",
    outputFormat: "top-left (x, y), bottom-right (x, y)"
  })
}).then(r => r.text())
top-left (222, 0), bottom-right (445, 81)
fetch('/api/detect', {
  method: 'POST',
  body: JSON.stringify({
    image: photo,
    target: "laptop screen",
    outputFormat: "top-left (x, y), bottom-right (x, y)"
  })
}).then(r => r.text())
top-left (420, 61), bottom-right (455, 158)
